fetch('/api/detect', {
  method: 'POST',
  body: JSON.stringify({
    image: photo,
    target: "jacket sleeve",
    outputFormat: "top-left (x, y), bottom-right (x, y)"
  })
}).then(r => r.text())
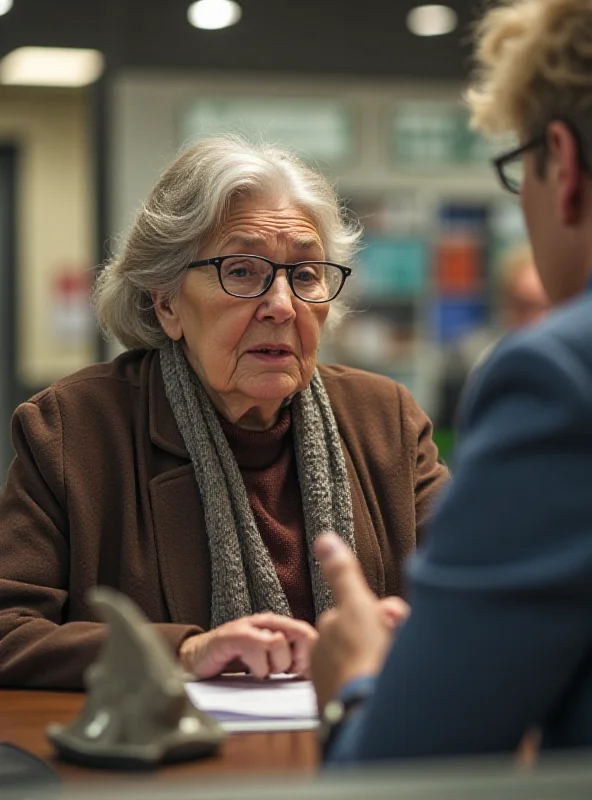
top-left (327, 334), bottom-right (592, 762)
top-left (0, 393), bottom-right (200, 689)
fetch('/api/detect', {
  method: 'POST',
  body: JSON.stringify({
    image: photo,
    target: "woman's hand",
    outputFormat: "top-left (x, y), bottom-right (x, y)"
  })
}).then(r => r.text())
top-left (179, 613), bottom-right (318, 680)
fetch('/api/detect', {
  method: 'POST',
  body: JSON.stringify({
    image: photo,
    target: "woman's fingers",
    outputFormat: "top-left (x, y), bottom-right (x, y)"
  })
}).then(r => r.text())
top-left (249, 613), bottom-right (318, 675)
top-left (236, 628), bottom-right (293, 678)
top-left (287, 626), bottom-right (318, 676)
top-left (190, 626), bottom-right (293, 679)
top-left (180, 614), bottom-right (318, 680)
top-left (266, 630), bottom-right (293, 675)
top-left (239, 631), bottom-right (275, 679)
top-left (249, 613), bottom-right (316, 639)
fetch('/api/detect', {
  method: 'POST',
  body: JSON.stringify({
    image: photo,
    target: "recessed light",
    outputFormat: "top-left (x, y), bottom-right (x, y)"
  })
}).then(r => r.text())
top-left (0, 0), bottom-right (13, 16)
top-left (187, 0), bottom-right (242, 31)
top-left (0, 47), bottom-right (105, 87)
top-left (407, 5), bottom-right (458, 37)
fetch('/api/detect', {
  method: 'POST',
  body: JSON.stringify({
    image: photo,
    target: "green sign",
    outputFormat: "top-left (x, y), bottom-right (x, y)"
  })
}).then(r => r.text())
top-left (181, 98), bottom-right (354, 165)
top-left (392, 102), bottom-right (501, 168)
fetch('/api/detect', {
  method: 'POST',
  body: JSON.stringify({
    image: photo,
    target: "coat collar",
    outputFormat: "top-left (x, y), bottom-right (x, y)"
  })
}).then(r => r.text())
top-left (147, 349), bottom-right (189, 459)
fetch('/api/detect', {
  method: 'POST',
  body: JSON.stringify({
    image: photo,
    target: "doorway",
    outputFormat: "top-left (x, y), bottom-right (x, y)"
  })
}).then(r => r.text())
top-left (0, 146), bottom-right (17, 484)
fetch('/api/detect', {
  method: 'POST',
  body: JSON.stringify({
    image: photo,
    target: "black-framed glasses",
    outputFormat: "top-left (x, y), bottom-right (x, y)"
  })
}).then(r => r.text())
top-left (186, 254), bottom-right (352, 303)
top-left (492, 135), bottom-right (547, 194)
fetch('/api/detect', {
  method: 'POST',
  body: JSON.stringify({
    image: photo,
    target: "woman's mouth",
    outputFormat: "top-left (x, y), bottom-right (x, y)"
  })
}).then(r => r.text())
top-left (247, 347), bottom-right (295, 362)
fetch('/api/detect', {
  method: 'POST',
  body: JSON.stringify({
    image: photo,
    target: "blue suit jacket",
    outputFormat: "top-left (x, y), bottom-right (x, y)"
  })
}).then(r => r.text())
top-left (329, 292), bottom-right (592, 763)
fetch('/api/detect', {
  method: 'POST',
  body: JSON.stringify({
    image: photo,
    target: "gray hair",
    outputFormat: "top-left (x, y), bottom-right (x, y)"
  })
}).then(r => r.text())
top-left (94, 135), bottom-right (363, 350)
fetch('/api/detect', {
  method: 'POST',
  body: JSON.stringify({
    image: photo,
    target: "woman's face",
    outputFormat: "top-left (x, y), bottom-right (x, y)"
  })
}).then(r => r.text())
top-left (156, 196), bottom-right (330, 429)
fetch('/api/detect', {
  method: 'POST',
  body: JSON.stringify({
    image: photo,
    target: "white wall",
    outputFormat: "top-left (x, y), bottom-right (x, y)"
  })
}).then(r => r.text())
top-left (0, 86), bottom-right (96, 386)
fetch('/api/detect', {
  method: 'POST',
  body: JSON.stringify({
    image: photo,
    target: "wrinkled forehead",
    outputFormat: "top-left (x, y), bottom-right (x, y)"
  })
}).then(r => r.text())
top-left (213, 196), bottom-right (324, 254)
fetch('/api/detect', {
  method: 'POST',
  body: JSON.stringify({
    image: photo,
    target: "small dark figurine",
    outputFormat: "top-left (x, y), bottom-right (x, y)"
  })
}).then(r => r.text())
top-left (47, 587), bottom-right (225, 769)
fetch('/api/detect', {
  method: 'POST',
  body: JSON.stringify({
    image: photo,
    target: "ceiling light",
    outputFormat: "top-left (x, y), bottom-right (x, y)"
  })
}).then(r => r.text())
top-left (407, 5), bottom-right (458, 37)
top-left (187, 0), bottom-right (242, 30)
top-left (0, 0), bottom-right (13, 16)
top-left (0, 47), bottom-right (104, 87)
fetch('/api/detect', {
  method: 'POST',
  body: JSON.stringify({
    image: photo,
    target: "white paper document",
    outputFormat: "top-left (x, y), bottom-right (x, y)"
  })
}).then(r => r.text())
top-left (185, 674), bottom-right (319, 733)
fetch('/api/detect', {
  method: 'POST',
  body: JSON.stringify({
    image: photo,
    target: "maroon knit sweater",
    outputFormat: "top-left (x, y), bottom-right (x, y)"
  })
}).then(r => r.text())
top-left (218, 407), bottom-right (316, 624)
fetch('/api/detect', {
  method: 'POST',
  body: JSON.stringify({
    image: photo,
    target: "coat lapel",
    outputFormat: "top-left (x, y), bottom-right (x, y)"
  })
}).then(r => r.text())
top-left (147, 354), bottom-right (212, 630)
top-left (149, 465), bottom-right (212, 630)
top-left (340, 438), bottom-right (385, 597)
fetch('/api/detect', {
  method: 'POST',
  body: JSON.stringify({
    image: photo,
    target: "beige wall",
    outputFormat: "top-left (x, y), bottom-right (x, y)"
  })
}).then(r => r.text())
top-left (0, 86), bottom-right (96, 386)
top-left (109, 71), bottom-right (501, 236)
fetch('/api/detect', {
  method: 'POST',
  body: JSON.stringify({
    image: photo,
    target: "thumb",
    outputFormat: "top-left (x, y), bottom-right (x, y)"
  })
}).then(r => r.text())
top-left (378, 596), bottom-right (411, 631)
top-left (315, 531), bottom-right (374, 607)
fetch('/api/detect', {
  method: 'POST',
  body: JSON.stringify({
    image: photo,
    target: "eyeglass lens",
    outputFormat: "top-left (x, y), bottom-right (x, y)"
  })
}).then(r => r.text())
top-left (219, 256), bottom-right (343, 301)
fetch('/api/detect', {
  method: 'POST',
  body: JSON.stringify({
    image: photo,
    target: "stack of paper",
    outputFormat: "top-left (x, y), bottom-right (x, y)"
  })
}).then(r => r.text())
top-left (185, 675), bottom-right (319, 733)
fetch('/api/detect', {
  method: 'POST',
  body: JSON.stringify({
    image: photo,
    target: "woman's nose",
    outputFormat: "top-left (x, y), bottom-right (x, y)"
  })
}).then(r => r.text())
top-left (256, 272), bottom-right (297, 322)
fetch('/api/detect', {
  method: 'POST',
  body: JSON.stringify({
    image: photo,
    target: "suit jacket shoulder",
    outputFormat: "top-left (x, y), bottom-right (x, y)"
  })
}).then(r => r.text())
top-left (460, 294), bottom-right (592, 438)
top-left (328, 294), bottom-right (592, 763)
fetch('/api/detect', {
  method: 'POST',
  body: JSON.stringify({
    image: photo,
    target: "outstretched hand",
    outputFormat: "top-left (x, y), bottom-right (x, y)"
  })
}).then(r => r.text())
top-left (311, 532), bottom-right (409, 712)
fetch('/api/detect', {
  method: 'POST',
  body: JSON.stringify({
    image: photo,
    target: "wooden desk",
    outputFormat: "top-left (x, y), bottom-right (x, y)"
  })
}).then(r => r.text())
top-left (0, 690), bottom-right (319, 782)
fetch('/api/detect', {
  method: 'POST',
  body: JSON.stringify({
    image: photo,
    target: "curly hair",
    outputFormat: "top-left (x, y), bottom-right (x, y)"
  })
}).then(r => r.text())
top-left (466, 0), bottom-right (592, 139)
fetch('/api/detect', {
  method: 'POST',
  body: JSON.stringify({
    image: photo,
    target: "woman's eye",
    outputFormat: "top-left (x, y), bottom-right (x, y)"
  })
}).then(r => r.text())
top-left (224, 260), bottom-right (257, 278)
top-left (294, 268), bottom-right (319, 283)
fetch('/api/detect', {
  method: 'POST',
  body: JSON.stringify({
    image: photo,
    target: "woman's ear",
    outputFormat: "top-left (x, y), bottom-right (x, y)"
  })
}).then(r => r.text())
top-left (151, 291), bottom-right (183, 341)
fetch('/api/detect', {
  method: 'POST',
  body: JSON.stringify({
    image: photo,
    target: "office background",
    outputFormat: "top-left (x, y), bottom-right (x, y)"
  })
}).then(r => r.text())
top-left (0, 0), bottom-right (527, 479)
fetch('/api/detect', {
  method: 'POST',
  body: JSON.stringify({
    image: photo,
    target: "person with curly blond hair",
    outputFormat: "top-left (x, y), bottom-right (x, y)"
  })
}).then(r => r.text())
top-left (312, 0), bottom-right (592, 762)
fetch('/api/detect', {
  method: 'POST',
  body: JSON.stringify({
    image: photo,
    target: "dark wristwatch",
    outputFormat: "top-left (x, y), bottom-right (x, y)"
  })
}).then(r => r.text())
top-left (319, 676), bottom-right (376, 757)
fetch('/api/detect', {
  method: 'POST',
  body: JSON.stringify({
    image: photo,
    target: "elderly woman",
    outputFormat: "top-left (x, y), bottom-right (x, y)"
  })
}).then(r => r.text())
top-left (0, 137), bottom-right (447, 689)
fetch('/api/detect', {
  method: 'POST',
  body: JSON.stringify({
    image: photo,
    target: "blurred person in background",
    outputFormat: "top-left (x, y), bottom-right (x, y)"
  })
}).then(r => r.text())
top-left (312, 0), bottom-right (592, 763)
top-left (0, 136), bottom-right (446, 689)
top-left (436, 244), bottom-right (549, 428)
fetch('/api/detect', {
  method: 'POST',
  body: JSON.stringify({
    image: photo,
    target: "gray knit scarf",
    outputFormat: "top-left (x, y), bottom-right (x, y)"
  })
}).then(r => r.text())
top-left (159, 339), bottom-right (356, 628)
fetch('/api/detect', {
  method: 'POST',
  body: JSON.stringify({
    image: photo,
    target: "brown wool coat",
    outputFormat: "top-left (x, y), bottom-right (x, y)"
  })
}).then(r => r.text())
top-left (0, 349), bottom-right (448, 689)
